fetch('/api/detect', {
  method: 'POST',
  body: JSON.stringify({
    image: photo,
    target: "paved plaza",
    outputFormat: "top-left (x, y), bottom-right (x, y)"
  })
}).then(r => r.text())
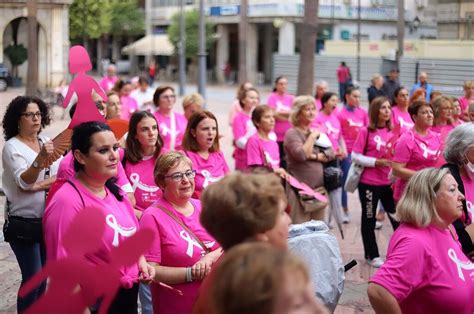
top-left (0, 83), bottom-right (391, 313)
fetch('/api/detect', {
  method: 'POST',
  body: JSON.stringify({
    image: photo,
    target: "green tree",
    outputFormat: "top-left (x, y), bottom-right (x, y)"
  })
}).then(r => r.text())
top-left (109, 0), bottom-right (145, 36)
top-left (168, 9), bottom-right (215, 59)
top-left (69, 0), bottom-right (110, 42)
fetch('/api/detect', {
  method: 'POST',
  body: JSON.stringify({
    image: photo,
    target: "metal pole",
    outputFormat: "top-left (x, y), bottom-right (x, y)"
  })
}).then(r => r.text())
top-left (396, 0), bottom-right (404, 67)
top-left (179, 0), bottom-right (186, 96)
top-left (198, 0), bottom-right (207, 101)
top-left (356, 0), bottom-right (361, 83)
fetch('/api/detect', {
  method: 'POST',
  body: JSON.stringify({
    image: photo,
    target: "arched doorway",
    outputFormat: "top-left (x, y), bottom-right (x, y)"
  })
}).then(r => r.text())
top-left (2, 17), bottom-right (48, 87)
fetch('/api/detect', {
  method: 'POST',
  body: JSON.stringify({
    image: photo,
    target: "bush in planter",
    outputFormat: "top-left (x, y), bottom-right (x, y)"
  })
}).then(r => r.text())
top-left (4, 44), bottom-right (28, 83)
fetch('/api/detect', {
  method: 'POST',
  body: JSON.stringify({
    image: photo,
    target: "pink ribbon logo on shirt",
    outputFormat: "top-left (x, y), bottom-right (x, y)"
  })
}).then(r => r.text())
top-left (180, 230), bottom-right (215, 257)
top-left (447, 248), bottom-right (474, 281)
top-left (419, 143), bottom-right (439, 159)
top-left (159, 123), bottom-right (179, 137)
top-left (348, 119), bottom-right (363, 128)
top-left (276, 101), bottom-right (290, 113)
top-left (325, 121), bottom-right (339, 135)
top-left (263, 152), bottom-right (279, 168)
top-left (398, 117), bottom-right (414, 129)
top-left (106, 214), bottom-right (137, 247)
top-left (130, 173), bottom-right (160, 193)
top-left (373, 135), bottom-right (386, 151)
top-left (201, 170), bottom-right (222, 188)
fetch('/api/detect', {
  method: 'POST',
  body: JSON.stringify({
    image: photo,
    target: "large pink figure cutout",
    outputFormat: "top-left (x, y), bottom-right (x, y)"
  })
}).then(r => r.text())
top-left (63, 45), bottom-right (107, 129)
top-left (19, 207), bottom-right (154, 314)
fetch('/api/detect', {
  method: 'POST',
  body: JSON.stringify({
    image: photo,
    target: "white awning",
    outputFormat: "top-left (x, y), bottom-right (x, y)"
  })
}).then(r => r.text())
top-left (122, 34), bottom-right (174, 56)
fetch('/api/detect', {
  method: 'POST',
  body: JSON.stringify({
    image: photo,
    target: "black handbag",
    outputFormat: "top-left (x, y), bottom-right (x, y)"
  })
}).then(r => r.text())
top-left (3, 214), bottom-right (43, 243)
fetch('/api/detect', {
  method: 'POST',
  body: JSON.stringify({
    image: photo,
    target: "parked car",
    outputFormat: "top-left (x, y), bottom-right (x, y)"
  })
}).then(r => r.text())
top-left (0, 64), bottom-right (12, 92)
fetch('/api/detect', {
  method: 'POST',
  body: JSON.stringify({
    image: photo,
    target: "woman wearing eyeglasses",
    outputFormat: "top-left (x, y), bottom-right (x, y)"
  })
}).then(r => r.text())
top-left (153, 86), bottom-right (188, 151)
top-left (2, 96), bottom-right (60, 312)
top-left (140, 151), bottom-right (222, 314)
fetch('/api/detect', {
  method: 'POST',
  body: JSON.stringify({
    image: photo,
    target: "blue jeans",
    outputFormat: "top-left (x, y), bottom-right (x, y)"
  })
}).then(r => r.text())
top-left (340, 155), bottom-right (352, 210)
top-left (10, 241), bottom-right (46, 313)
top-left (339, 82), bottom-right (349, 100)
top-left (139, 283), bottom-right (154, 314)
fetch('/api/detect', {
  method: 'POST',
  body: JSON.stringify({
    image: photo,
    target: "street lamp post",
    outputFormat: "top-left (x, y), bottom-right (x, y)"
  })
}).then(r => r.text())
top-left (198, 0), bottom-right (207, 101)
top-left (179, 0), bottom-right (186, 96)
top-left (356, 0), bottom-right (361, 83)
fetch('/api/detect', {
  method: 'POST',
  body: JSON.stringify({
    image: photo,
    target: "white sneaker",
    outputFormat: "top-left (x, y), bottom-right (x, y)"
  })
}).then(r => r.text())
top-left (342, 212), bottom-right (350, 224)
top-left (375, 220), bottom-right (383, 230)
top-left (367, 257), bottom-right (384, 268)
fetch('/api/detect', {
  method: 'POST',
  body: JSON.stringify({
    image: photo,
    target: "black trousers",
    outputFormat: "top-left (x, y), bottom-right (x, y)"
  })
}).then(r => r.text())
top-left (91, 283), bottom-right (139, 314)
top-left (358, 183), bottom-right (399, 260)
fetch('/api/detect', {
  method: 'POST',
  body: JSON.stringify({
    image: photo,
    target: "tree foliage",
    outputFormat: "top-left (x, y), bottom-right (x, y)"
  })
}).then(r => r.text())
top-left (109, 0), bottom-right (145, 36)
top-left (69, 0), bottom-right (144, 41)
top-left (69, 0), bottom-right (110, 41)
top-left (167, 9), bottom-right (215, 59)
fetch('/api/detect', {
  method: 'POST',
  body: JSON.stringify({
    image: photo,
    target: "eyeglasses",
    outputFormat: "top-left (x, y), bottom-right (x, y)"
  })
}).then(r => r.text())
top-left (21, 112), bottom-right (42, 119)
top-left (164, 170), bottom-right (196, 182)
top-left (161, 95), bottom-right (176, 100)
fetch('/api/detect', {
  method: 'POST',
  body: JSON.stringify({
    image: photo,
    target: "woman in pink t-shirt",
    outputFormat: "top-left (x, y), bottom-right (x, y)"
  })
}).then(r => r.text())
top-left (232, 87), bottom-right (259, 170)
top-left (153, 86), bottom-right (188, 151)
top-left (182, 111), bottom-right (229, 198)
top-left (391, 87), bottom-right (413, 134)
top-left (140, 152), bottom-right (222, 314)
top-left (314, 80), bottom-right (329, 112)
top-left (392, 101), bottom-right (442, 202)
top-left (123, 111), bottom-right (166, 215)
top-left (352, 97), bottom-right (399, 268)
top-left (337, 87), bottom-right (369, 223)
top-left (245, 105), bottom-right (287, 176)
top-left (114, 80), bottom-right (138, 121)
top-left (443, 123), bottom-right (474, 256)
top-left (267, 76), bottom-right (295, 169)
top-left (368, 168), bottom-right (474, 314)
top-left (431, 96), bottom-right (455, 135)
top-left (44, 122), bottom-right (155, 313)
top-left (228, 82), bottom-right (253, 126)
top-left (459, 80), bottom-right (474, 121)
top-left (451, 97), bottom-right (464, 127)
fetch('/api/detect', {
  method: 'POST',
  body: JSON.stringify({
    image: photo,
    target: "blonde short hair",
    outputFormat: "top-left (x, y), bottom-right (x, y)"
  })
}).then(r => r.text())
top-left (371, 73), bottom-right (383, 85)
top-left (182, 93), bottom-right (204, 110)
top-left (396, 167), bottom-right (450, 227)
top-left (464, 80), bottom-right (473, 90)
top-left (153, 151), bottom-right (193, 188)
top-left (212, 242), bottom-right (310, 314)
top-left (290, 95), bottom-right (315, 126)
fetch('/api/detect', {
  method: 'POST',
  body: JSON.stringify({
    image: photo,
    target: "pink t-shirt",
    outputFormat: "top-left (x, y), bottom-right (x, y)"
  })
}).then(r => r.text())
top-left (392, 130), bottom-right (441, 201)
top-left (353, 127), bottom-right (394, 186)
top-left (337, 106), bottom-right (369, 153)
top-left (245, 133), bottom-right (280, 169)
top-left (431, 124), bottom-right (455, 136)
top-left (459, 96), bottom-right (474, 120)
top-left (124, 156), bottom-right (162, 211)
top-left (57, 151), bottom-right (132, 193)
top-left (392, 106), bottom-right (414, 134)
top-left (232, 111), bottom-right (256, 170)
top-left (267, 92), bottom-right (295, 141)
top-left (99, 76), bottom-right (118, 92)
top-left (43, 177), bottom-right (139, 288)
top-left (184, 150), bottom-right (229, 193)
top-left (228, 99), bottom-right (242, 126)
top-left (337, 66), bottom-right (350, 83)
top-left (370, 224), bottom-right (474, 314)
top-left (120, 95), bottom-right (138, 121)
top-left (154, 111), bottom-right (188, 151)
top-left (140, 197), bottom-right (219, 314)
top-left (313, 111), bottom-right (344, 151)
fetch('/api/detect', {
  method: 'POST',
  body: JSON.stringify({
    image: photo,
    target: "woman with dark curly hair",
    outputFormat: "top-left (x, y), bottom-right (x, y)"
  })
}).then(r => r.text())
top-left (2, 95), bottom-right (59, 312)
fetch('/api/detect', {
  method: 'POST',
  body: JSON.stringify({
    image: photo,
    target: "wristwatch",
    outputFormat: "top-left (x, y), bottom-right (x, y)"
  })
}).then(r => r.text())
top-left (32, 160), bottom-right (41, 169)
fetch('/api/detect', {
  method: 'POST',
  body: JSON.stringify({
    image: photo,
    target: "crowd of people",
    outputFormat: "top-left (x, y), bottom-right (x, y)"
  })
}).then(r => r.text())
top-left (2, 64), bottom-right (474, 313)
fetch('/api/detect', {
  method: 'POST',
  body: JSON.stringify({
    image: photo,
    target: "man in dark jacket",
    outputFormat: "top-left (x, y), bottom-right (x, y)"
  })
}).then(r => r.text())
top-left (382, 68), bottom-right (400, 103)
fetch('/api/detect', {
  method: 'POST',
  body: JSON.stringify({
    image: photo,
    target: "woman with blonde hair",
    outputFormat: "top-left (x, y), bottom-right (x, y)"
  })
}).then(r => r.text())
top-left (431, 96), bottom-right (454, 135)
top-left (368, 167), bottom-right (474, 313)
top-left (211, 243), bottom-right (327, 314)
top-left (459, 80), bottom-right (474, 121)
top-left (367, 73), bottom-right (385, 104)
top-left (182, 93), bottom-right (204, 120)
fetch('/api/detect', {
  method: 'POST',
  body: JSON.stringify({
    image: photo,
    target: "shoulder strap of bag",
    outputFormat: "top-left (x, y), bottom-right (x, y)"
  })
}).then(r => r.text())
top-left (66, 180), bottom-right (85, 207)
top-left (156, 204), bottom-right (210, 254)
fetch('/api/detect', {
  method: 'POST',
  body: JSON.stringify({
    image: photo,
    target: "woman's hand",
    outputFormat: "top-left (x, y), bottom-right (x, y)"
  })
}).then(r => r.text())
top-left (375, 159), bottom-right (392, 167)
top-left (138, 257), bottom-right (156, 284)
top-left (309, 129), bottom-right (320, 140)
top-left (191, 259), bottom-right (212, 280)
top-left (36, 140), bottom-right (55, 168)
top-left (274, 167), bottom-right (289, 180)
